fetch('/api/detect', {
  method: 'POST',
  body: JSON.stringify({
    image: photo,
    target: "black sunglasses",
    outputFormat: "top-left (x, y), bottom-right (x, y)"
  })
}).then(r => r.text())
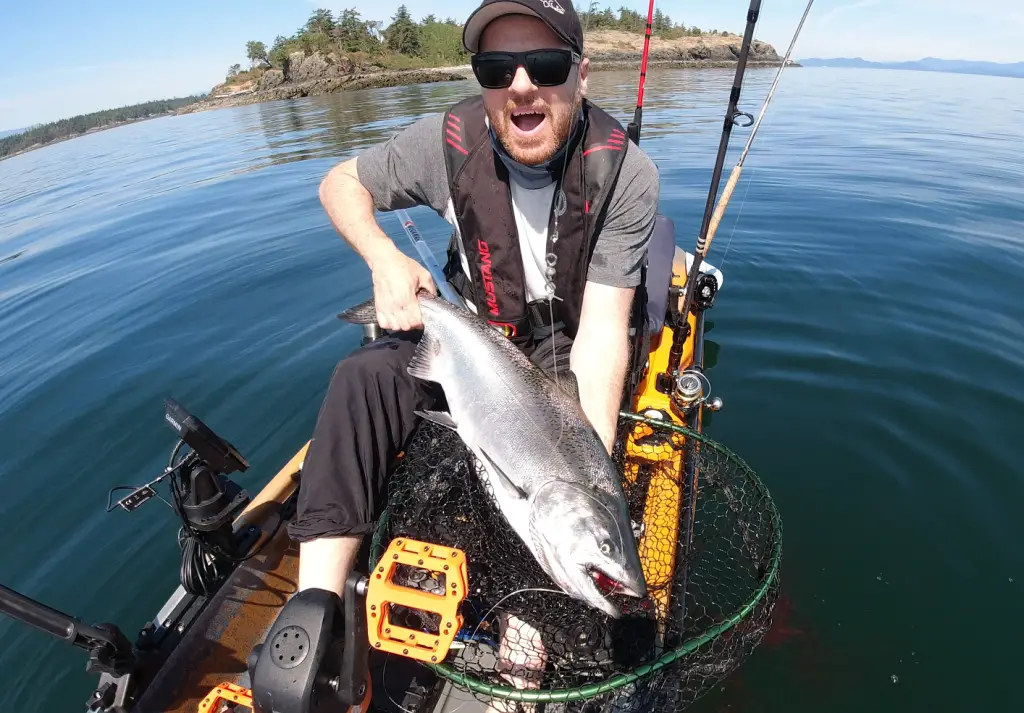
top-left (471, 49), bottom-right (581, 89)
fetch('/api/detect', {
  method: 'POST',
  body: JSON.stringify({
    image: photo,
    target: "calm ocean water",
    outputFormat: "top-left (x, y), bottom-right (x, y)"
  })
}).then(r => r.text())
top-left (1, 67), bottom-right (1021, 712)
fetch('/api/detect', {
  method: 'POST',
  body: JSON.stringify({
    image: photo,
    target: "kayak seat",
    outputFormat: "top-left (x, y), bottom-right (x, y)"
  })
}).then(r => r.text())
top-left (644, 213), bottom-right (676, 334)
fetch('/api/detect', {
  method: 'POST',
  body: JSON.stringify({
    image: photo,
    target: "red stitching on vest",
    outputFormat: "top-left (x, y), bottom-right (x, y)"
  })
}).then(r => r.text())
top-left (582, 145), bottom-right (623, 157)
top-left (445, 127), bottom-right (462, 143)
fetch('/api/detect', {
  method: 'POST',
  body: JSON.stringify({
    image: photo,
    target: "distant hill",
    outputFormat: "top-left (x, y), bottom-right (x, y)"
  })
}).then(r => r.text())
top-left (0, 128), bottom-right (26, 139)
top-left (798, 57), bottom-right (1024, 79)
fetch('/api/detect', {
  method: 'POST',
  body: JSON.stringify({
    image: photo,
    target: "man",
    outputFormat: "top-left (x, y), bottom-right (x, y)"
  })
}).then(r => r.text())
top-left (289, 0), bottom-right (659, 620)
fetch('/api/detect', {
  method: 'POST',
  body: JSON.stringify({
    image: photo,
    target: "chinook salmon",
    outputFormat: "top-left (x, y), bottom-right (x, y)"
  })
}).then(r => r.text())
top-left (340, 292), bottom-right (647, 618)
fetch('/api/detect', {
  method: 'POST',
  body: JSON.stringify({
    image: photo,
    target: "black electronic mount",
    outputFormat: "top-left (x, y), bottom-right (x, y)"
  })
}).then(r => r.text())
top-left (0, 398), bottom-right (261, 713)
top-left (106, 398), bottom-right (258, 596)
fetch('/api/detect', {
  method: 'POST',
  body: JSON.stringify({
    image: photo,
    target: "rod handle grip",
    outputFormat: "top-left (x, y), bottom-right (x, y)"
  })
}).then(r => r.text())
top-left (698, 164), bottom-right (744, 256)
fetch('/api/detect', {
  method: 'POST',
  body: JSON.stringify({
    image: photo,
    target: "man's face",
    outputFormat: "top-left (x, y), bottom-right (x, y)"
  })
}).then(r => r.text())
top-left (478, 15), bottom-right (589, 166)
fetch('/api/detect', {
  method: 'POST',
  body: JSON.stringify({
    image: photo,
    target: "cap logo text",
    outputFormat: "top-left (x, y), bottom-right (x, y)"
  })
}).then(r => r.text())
top-left (541, 0), bottom-right (565, 14)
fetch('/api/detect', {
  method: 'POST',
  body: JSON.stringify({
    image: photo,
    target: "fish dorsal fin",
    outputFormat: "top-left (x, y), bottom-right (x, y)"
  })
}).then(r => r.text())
top-left (475, 447), bottom-right (527, 501)
top-left (415, 410), bottom-right (458, 431)
top-left (407, 331), bottom-right (442, 382)
top-left (559, 369), bottom-right (581, 404)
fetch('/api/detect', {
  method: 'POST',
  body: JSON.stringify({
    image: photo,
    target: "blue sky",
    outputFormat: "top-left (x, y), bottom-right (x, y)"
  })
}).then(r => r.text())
top-left (2, 0), bottom-right (1022, 130)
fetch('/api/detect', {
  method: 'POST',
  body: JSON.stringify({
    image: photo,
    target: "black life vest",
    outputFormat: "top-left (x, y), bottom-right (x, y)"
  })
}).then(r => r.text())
top-left (440, 95), bottom-right (629, 351)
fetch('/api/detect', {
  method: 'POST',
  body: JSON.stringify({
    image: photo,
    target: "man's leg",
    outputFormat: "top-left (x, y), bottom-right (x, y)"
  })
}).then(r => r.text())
top-left (287, 331), bottom-right (441, 598)
top-left (529, 329), bottom-right (575, 379)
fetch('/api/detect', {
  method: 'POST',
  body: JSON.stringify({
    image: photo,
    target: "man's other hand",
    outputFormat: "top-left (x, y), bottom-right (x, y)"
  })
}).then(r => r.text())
top-left (369, 247), bottom-right (437, 331)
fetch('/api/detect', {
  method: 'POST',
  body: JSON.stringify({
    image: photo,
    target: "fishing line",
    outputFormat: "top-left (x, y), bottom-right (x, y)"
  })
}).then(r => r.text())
top-left (719, 98), bottom-right (780, 269)
top-left (673, 0), bottom-right (814, 368)
top-left (455, 586), bottom-right (572, 679)
top-left (381, 653), bottom-right (421, 713)
top-left (531, 479), bottom-right (629, 563)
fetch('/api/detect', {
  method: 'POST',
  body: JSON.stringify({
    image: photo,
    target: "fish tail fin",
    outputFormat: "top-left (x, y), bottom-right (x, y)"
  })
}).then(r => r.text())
top-left (337, 298), bottom-right (377, 324)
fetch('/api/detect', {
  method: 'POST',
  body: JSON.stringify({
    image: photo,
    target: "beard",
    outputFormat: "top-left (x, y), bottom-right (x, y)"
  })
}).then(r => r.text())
top-left (487, 86), bottom-right (583, 166)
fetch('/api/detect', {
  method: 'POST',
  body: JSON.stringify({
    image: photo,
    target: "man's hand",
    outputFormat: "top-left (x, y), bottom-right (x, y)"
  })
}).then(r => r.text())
top-left (367, 246), bottom-right (436, 331)
top-left (319, 156), bottom-right (438, 331)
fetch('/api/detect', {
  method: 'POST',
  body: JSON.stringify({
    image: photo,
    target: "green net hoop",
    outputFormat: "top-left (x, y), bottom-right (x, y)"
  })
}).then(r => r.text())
top-left (369, 411), bottom-right (783, 711)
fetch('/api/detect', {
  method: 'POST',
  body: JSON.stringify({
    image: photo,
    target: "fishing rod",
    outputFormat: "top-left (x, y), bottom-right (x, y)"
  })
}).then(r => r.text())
top-left (394, 208), bottom-right (468, 310)
top-left (707, 0), bottom-right (815, 235)
top-left (626, 0), bottom-right (657, 144)
top-left (670, 0), bottom-right (813, 371)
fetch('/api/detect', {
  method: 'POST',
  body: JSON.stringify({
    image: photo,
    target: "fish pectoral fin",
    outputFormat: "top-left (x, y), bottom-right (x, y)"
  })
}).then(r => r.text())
top-left (476, 448), bottom-right (528, 501)
top-left (415, 410), bottom-right (458, 431)
top-left (407, 330), bottom-right (441, 381)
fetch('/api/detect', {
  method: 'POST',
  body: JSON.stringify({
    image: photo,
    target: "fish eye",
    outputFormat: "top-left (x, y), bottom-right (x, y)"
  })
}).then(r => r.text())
top-left (599, 540), bottom-right (613, 555)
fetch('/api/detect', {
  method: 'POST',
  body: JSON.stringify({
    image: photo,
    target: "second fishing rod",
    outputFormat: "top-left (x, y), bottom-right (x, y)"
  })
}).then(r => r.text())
top-left (666, 0), bottom-right (815, 376)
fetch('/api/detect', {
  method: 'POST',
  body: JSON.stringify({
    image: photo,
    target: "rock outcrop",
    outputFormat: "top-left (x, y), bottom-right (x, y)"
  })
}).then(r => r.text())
top-left (584, 31), bottom-right (784, 68)
top-left (281, 51), bottom-right (358, 82)
top-left (179, 60), bottom-right (471, 115)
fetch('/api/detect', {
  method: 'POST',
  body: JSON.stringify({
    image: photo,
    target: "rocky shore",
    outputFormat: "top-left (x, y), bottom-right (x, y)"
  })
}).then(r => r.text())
top-left (178, 31), bottom-right (788, 116)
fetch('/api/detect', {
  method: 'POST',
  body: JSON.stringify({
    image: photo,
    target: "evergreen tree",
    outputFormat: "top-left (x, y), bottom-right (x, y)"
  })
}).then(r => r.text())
top-left (384, 5), bottom-right (422, 56)
top-left (306, 8), bottom-right (335, 36)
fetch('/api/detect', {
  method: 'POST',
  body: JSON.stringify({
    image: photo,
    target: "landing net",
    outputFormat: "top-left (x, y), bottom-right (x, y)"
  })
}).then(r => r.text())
top-left (369, 412), bottom-right (782, 711)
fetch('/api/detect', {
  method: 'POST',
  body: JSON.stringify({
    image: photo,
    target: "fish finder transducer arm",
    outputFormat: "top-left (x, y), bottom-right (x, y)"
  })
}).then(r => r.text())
top-left (0, 583), bottom-right (136, 677)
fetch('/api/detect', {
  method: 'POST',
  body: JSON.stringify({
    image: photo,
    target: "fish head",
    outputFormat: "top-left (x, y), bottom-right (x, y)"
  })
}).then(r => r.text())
top-left (531, 481), bottom-right (648, 619)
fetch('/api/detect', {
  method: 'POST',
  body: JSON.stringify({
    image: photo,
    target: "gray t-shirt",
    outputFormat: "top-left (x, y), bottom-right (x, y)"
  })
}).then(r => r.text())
top-left (356, 112), bottom-right (660, 291)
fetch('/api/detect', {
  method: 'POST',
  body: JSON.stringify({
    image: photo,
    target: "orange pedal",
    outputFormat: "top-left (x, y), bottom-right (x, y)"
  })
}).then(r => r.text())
top-left (366, 538), bottom-right (467, 663)
top-left (198, 681), bottom-right (253, 712)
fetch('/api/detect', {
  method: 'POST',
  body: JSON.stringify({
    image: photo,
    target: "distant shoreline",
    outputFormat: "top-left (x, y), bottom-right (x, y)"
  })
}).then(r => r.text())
top-left (0, 62), bottom-right (788, 162)
top-left (798, 56), bottom-right (1023, 79)
top-left (175, 57), bottom-right (793, 116)
top-left (2, 32), bottom-right (787, 162)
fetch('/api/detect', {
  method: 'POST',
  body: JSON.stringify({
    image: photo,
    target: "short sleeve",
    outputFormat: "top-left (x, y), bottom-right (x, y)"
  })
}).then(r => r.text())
top-left (585, 141), bottom-right (660, 288)
top-left (354, 113), bottom-right (452, 217)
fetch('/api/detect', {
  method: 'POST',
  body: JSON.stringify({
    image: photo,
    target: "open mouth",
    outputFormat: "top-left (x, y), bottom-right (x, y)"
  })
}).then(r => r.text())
top-left (588, 566), bottom-right (641, 599)
top-left (510, 108), bottom-right (547, 136)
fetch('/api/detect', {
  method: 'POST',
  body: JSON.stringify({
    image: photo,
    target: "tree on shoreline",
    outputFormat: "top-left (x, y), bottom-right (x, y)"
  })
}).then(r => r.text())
top-left (234, 3), bottom-right (725, 82)
top-left (246, 41), bottom-right (269, 68)
top-left (0, 96), bottom-right (206, 160)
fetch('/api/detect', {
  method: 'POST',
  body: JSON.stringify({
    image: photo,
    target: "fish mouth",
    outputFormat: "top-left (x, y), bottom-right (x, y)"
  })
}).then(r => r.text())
top-left (509, 106), bottom-right (548, 138)
top-left (587, 566), bottom-right (645, 600)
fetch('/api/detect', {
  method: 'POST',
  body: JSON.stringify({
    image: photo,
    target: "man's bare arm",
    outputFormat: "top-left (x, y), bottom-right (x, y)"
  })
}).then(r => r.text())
top-left (319, 157), bottom-right (434, 331)
top-left (569, 280), bottom-right (635, 454)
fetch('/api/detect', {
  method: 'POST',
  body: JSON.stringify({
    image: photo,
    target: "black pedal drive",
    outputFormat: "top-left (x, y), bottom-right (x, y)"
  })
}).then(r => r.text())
top-left (249, 574), bottom-right (371, 713)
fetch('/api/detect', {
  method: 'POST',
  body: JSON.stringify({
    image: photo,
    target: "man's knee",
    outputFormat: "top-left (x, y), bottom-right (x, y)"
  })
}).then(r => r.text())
top-left (324, 331), bottom-right (423, 397)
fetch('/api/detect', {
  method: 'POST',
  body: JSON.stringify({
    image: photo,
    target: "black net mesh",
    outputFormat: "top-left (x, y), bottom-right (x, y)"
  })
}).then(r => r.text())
top-left (369, 412), bottom-right (782, 712)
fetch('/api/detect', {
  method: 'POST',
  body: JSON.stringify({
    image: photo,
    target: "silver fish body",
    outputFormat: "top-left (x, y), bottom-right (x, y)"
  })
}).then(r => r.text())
top-left (341, 293), bottom-right (647, 618)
